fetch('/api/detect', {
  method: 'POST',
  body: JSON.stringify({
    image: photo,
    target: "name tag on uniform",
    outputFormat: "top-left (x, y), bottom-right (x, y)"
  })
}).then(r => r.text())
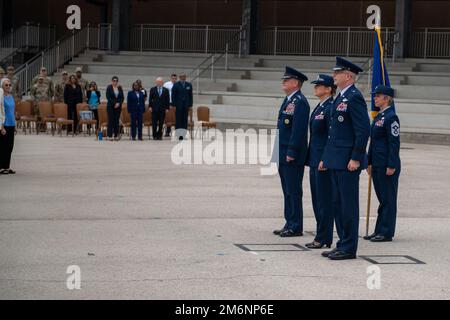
top-left (336, 103), bottom-right (347, 112)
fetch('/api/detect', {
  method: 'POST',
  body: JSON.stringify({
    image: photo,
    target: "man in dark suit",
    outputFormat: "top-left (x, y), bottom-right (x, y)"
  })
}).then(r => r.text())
top-left (171, 72), bottom-right (193, 140)
top-left (149, 77), bottom-right (170, 140)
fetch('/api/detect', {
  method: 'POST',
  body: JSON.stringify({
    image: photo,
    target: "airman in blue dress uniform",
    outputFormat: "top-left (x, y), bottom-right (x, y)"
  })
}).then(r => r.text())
top-left (273, 66), bottom-right (310, 237)
top-left (305, 74), bottom-right (343, 249)
top-left (172, 73), bottom-right (193, 140)
top-left (365, 85), bottom-right (401, 242)
top-left (321, 57), bottom-right (371, 260)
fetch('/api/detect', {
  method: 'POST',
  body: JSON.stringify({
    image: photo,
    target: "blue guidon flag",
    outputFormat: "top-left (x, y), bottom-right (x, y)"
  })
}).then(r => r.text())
top-left (371, 25), bottom-right (394, 119)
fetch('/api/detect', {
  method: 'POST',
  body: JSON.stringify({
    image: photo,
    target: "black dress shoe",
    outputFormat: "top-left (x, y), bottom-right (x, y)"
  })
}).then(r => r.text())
top-left (273, 228), bottom-right (286, 235)
top-left (328, 251), bottom-right (357, 260)
top-left (279, 229), bottom-right (303, 237)
top-left (321, 248), bottom-right (338, 257)
top-left (305, 241), bottom-right (331, 249)
top-left (370, 235), bottom-right (393, 242)
top-left (363, 233), bottom-right (377, 240)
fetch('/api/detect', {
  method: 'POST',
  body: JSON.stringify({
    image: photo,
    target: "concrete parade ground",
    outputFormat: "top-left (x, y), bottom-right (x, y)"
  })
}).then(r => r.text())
top-left (0, 133), bottom-right (449, 300)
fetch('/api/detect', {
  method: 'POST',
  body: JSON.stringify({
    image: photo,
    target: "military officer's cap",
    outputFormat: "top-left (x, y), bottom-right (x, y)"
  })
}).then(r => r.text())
top-left (282, 66), bottom-right (308, 82)
top-left (333, 57), bottom-right (363, 74)
top-left (373, 85), bottom-right (395, 98)
top-left (61, 70), bottom-right (68, 75)
top-left (311, 74), bottom-right (336, 88)
top-left (75, 67), bottom-right (83, 73)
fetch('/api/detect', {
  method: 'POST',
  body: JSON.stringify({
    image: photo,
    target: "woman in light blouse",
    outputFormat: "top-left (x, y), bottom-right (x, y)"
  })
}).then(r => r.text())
top-left (0, 78), bottom-right (17, 174)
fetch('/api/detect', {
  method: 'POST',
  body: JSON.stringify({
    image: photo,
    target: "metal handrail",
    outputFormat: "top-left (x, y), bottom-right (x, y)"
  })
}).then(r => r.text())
top-left (187, 28), bottom-right (243, 105)
top-left (189, 28), bottom-right (243, 82)
top-left (14, 30), bottom-right (77, 74)
top-left (14, 25), bottom-right (103, 96)
top-left (0, 23), bottom-right (56, 65)
top-left (133, 24), bottom-right (241, 28)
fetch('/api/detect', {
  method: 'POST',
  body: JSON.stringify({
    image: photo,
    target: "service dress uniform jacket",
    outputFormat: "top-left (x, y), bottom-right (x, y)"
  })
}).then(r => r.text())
top-left (277, 90), bottom-right (310, 234)
top-left (307, 96), bottom-right (342, 246)
top-left (322, 84), bottom-right (371, 254)
top-left (368, 106), bottom-right (401, 239)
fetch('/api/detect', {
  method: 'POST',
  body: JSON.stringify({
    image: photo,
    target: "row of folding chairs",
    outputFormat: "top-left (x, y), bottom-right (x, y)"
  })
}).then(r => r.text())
top-left (15, 101), bottom-right (216, 138)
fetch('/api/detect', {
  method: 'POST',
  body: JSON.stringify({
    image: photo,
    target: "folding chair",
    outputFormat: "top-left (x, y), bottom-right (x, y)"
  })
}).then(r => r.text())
top-left (143, 108), bottom-right (153, 140)
top-left (16, 101), bottom-right (37, 135)
top-left (54, 103), bottom-right (74, 137)
top-left (120, 103), bottom-right (131, 139)
top-left (77, 103), bottom-right (97, 136)
top-left (38, 101), bottom-right (56, 135)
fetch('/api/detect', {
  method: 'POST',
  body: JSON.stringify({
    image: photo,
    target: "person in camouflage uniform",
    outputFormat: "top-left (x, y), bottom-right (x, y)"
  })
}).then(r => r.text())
top-left (6, 66), bottom-right (21, 100)
top-left (32, 67), bottom-right (54, 98)
top-left (30, 77), bottom-right (52, 115)
top-left (54, 71), bottom-right (69, 103)
top-left (75, 67), bottom-right (89, 102)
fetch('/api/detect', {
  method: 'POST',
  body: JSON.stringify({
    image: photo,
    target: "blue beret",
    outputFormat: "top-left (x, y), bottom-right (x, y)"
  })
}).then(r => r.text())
top-left (373, 85), bottom-right (395, 98)
top-left (282, 66), bottom-right (308, 82)
top-left (311, 74), bottom-right (336, 88)
top-left (333, 57), bottom-right (363, 74)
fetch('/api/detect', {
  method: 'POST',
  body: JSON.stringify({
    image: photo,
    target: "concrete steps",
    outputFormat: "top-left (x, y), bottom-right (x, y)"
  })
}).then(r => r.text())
top-left (54, 50), bottom-right (450, 143)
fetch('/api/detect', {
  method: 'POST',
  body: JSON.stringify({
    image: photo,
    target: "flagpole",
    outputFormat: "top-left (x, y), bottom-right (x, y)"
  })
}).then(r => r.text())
top-left (366, 166), bottom-right (373, 237)
top-left (366, 25), bottom-right (385, 237)
top-left (366, 55), bottom-right (373, 237)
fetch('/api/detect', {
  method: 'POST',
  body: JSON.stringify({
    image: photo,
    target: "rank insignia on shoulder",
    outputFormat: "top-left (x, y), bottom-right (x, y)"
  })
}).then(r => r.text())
top-left (391, 121), bottom-right (400, 137)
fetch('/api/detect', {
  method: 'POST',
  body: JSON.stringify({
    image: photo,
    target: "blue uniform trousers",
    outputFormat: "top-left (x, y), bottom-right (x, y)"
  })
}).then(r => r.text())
top-left (279, 163), bottom-right (305, 233)
top-left (372, 166), bottom-right (400, 238)
top-left (331, 169), bottom-right (361, 254)
top-left (130, 111), bottom-right (143, 140)
top-left (310, 168), bottom-right (342, 245)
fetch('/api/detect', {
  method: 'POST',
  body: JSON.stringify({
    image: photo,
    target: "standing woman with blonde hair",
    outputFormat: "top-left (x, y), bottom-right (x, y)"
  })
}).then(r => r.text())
top-left (0, 78), bottom-right (17, 174)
